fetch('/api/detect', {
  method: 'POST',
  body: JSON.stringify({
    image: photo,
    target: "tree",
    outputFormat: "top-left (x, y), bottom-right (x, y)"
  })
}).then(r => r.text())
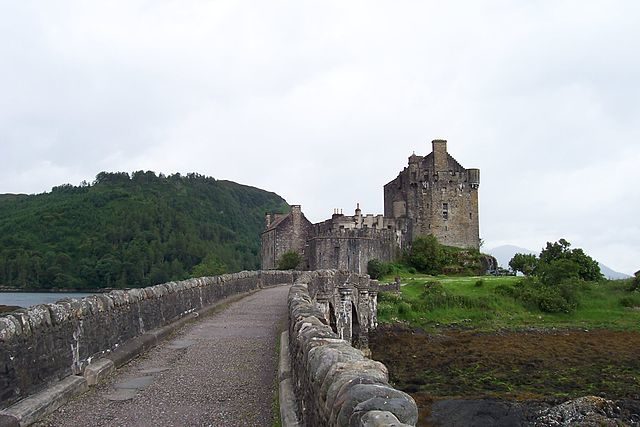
top-left (405, 235), bottom-right (444, 275)
top-left (277, 251), bottom-right (301, 270)
top-left (538, 258), bottom-right (580, 285)
top-left (509, 253), bottom-right (538, 276)
top-left (192, 254), bottom-right (227, 277)
top-left (539, 239), bottom-right (602, 282)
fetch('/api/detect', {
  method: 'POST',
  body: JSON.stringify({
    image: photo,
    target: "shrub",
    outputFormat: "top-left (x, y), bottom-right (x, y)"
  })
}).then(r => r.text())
top-left (475, 279), bottom-right (485, 288)
top-left (378, 291), bottom-right (402, 304)
top-left (509, 277), bottom-right (579, 313)
top-left (277, 250), bottom-right (301, 270)
top-left (377, 302), bottom-right (397, 318)
top-left (398, 302), bottom-right (413, 316)
top-left (620, 295), bottom-right (640, 308)
top-left (367, 259), bottom-right (389, 279)
top-left (405, 235), bottom-right (444, 274)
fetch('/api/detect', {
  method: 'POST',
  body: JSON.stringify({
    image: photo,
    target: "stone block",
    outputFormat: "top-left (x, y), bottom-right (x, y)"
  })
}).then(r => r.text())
top-left (45, 303), bottom-right (71, 326)
top-left (0, 376), bottom-right (88, 426)
top-left (84, 358), bottom-right (115, 386)
top-left (333, 384), bottom-right (418, 426)
top-left (0, 316), bottom-right (20, 342)
top-left (25, 305), bottom-right (53, 330)
top-left (350, 398), bottom-right (419, 427)
top-left (357, 410), bottom-right (410, 427)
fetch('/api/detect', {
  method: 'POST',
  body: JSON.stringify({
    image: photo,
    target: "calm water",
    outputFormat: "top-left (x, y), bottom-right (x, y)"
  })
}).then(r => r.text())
top-left (0, 292), bottom-right (96, 308)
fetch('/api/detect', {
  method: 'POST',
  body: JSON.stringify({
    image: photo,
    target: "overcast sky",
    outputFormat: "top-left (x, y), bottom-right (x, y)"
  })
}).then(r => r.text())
top-left (1, 1), bottom-right (638, 274)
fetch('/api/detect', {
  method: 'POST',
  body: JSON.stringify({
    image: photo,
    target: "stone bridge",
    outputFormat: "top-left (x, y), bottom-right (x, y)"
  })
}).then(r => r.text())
top-left (0, 270), bottom-right (417, 426)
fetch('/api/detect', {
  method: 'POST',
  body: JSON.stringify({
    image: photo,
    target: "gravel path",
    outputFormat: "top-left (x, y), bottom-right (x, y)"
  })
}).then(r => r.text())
top-left (36, 285), bottom-right (290, 427)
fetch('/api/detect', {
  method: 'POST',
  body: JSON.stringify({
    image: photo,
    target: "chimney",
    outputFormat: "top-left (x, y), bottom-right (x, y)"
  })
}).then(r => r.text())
top-left (432, 139), bottom-right (448, 172)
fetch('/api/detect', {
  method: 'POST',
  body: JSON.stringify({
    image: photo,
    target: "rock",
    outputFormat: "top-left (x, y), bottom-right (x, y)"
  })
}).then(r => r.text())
top-left (534, 396), bottom-right (622, 427)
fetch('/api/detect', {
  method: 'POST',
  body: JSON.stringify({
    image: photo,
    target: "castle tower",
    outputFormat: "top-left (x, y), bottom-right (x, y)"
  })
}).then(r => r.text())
top-left (383, 139), bottom-right (480, 249)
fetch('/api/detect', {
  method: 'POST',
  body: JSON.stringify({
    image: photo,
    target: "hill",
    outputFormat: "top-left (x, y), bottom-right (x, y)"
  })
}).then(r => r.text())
top-left (0, 172), bottom-right (288, 290)
top-left (487, 244), bottom-right (631, 280)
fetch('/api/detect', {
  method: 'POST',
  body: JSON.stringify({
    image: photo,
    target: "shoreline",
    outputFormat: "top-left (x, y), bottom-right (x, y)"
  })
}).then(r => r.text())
top-left (0, 288), bottom-right (110, 293)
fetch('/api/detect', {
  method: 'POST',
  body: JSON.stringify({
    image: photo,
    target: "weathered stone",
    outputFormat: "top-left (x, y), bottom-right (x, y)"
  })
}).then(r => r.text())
top-left (0, 316), bottom-right (19, 341)
top-left (83, 296), bottom-right (105, 314)
top-left (333, 384), bottom-right (418, 426)
top-left (108, 290), bottom-right (130, 306)
top-left (10, 311), bottom-right (32, 336)
top-left (25, 305), bottom-right (52, 330)
top-left (357, 410), bottom-right (410, 427)
top-left (126, 289), bottom-right (145, 302)
top-left (350, 398), bottom-right (419, 427)
top-left (84, 359), bottom-right (115, 386)
top-left (45, 303), bottom-right (71, 326)
top-left (534, 396), bottom-right (622, 427)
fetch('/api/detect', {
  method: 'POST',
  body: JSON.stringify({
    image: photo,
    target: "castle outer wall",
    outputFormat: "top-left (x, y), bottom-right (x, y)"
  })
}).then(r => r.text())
top-left (306, 228), bottom-right (397, 273)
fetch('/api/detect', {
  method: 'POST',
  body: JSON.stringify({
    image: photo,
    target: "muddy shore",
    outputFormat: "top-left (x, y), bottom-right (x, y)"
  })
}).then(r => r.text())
top-left (370, 324), bottom-right (640, 426)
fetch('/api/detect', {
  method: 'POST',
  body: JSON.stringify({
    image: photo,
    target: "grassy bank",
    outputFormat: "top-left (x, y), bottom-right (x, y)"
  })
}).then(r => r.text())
top-left (376, 274), bottom-right (640, 331)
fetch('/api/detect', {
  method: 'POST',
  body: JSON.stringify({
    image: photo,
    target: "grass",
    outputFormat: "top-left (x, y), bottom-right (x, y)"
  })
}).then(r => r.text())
top-left (376, 274), bottom-right (640, 331)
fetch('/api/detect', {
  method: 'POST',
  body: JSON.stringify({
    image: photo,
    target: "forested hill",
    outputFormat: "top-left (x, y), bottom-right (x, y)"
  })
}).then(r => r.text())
top-left (0, 172), bottom-right (288, 290)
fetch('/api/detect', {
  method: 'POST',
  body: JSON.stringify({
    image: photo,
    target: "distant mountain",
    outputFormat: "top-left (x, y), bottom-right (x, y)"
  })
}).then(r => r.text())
top-left (486, 245), bottom-right (536, 270)
top-left (486, 244), bottom-right (631, 280)
top-left (598, 264), bottom-right (632, 280)
top-left (0, 172), bottom-right (289, 290)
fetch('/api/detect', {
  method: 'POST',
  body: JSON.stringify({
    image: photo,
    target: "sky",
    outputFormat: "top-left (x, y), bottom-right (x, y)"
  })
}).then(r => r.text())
top-left (1, 1), bottom-right (639, 275)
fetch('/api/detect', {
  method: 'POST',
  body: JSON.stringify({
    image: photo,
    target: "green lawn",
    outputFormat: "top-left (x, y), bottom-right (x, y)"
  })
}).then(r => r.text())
top-left (376, 274), bottom-right (640, 331)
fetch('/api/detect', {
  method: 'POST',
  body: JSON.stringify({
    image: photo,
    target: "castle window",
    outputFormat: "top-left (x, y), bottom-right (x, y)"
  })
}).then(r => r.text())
top-left (443, 203), bottom-right (449, 220)
top-left (470, 213), bottom-right (472, 219)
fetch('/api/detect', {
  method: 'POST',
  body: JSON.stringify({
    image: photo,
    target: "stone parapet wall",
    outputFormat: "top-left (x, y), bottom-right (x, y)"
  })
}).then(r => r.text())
top-left (287, 274), bottom-right (417, 426)
top-left (0, 270), bottom-right (295, 408)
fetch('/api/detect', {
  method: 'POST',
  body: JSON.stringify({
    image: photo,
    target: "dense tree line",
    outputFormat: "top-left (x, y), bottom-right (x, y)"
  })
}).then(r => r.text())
top-left (0, 172), bottom-right (288, 290)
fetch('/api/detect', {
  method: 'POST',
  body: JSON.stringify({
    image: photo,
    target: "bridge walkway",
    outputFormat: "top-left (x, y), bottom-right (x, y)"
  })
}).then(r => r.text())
top-left (35, 285), bottom-right (290, 427)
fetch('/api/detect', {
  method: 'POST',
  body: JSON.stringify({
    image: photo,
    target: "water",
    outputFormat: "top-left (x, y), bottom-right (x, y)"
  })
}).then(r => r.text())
top-left (0, 292), bottom-right (96, 308)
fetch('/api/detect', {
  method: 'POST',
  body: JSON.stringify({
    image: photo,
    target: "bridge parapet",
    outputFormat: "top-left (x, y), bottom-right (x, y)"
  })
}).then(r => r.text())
top-left (287, 271), bottom-right (418, 426)
top-left (0, 270), bottom-right (295, 409)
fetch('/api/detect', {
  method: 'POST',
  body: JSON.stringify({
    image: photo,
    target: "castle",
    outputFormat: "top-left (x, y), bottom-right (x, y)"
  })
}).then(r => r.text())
top-left (261, 139), bottom-right (480, 272)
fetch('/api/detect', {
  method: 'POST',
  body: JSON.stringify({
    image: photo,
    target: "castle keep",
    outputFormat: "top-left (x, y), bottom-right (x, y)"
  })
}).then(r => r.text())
top-left (261, 139), bottom-right (480, 272)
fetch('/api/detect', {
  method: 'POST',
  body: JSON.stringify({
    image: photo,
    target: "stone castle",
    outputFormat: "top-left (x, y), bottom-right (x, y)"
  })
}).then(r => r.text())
top-left (261, 139), bottom-right (480, 272)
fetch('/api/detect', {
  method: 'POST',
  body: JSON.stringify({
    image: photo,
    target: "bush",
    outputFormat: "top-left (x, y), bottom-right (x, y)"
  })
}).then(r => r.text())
top-left (398, 302), bottom-right (413, 316)
top-left (277, 250), bottom-right (301, 270)
top-left (367, 259), bottom-right (389, 279)
top-left (378, 291), bottom-right (402, 304)
top-left (376, 302), bottom-right (397, 318)
top-left (509, 277), bottom-right (579, 313)
top-left (475, 279), bottom-right (485, 288)
top-left (620, 295), bottom-right (640, 308)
